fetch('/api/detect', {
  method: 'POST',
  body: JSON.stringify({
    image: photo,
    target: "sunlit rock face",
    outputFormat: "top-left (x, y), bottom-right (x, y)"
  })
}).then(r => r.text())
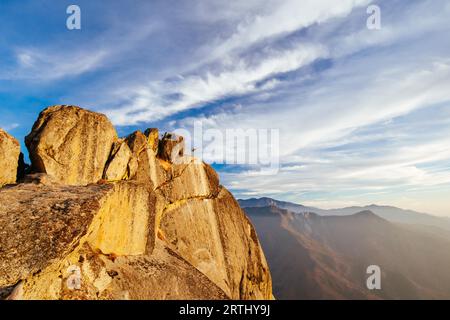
top-left (25, 105), bottom-right (117, 186)
top-left (0, 128), bottom-right (20, 187)
top-left (0, 105), bottom-right (272, 300)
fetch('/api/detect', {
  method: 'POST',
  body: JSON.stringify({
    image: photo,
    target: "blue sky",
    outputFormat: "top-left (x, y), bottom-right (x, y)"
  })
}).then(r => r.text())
top-left (1, 0), bottom-right (450, 216)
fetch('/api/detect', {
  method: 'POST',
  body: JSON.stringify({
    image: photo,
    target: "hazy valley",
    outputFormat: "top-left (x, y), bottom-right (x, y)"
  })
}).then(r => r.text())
top-left (241, 199), bottom-right (450, 299)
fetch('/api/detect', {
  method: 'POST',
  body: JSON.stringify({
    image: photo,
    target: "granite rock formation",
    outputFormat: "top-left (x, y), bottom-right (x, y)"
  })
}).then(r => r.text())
top-left (0, 129), bottom-right (20, 187)
top-left (25, 106), bottom-right (117, 185)
top-left (0, 105), bottom-right (272, 300)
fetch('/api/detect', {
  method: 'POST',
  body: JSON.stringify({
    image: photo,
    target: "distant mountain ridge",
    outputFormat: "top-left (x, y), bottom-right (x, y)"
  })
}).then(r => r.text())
top-left (245, 205), bottom-right (450, 299)
top-left (239, 197), bottom-right (450, 231)
top-left (238, 197), bottom-right (318, 213)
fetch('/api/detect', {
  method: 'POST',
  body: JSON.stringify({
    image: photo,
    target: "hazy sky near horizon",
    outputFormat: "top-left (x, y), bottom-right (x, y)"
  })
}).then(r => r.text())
top-left (1, 0), bottom-right (450, 216)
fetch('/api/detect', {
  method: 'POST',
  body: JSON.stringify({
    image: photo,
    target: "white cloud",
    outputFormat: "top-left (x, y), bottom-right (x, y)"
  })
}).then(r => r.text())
top-left (185, 58), bottom-right (450, 157)
top-left (11, 48), bottom-right (108, 81)
top-left (100, 0), bottom-right (374, 125)
top-left (185, 52), bottom-right (450, 216)
top-left (2, 15), bottom-right (159, 82)
top-left (206, 0), bottom-right (371, 60)
top-left (105, 43), bottom-right (328, 125)
top-left (0, 123), bottom-right (19, 131)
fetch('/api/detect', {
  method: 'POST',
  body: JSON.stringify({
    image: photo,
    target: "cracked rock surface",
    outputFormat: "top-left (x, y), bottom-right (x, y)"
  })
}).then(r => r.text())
top-left (0, 105), bottom-right (272, 300)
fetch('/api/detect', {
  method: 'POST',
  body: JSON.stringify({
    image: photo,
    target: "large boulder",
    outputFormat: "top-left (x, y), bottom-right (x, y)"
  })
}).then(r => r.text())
top-left (158, 132), bottom-right (185, 163)
top-left (25, 106), bottom-right (117, 185)
top-left (125, 130), bottom-right (167, 188)
top-left (103, 139), bottom-right (133, 181)
top-left (144, 128), bottom-right (159, 152)
top-left (0, 129), bottom-right (20, 187)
